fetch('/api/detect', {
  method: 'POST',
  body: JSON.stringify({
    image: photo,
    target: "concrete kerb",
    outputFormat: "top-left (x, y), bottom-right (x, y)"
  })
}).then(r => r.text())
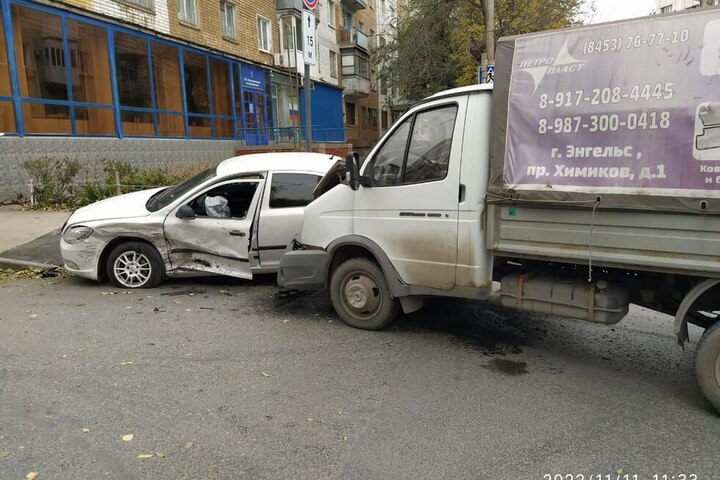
top-left (0, 257), bottom-right (62, 271)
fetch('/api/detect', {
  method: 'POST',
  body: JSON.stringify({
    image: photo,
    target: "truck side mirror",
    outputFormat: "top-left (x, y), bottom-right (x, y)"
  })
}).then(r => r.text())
top-left (345, 152), bottom-right (361, 191)
top-left (176, 205), bottom-right (196, 219)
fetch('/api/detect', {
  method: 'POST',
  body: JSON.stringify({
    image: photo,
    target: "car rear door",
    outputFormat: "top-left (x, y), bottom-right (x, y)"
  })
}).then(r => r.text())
top-left (256, 171), bottom-right (323, 269)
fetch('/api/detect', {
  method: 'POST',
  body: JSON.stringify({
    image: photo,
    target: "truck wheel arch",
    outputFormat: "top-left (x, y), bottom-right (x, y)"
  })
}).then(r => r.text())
top-left (675, 279), bottom-right (720, 346)
top-left (326, 236), bottom-right (410, 298)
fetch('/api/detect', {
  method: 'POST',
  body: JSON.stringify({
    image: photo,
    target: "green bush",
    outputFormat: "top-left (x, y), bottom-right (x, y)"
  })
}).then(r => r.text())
top-left (24, 157), bottom-right (214, 208)
top-left (22, 157), bottom-right (82, 207)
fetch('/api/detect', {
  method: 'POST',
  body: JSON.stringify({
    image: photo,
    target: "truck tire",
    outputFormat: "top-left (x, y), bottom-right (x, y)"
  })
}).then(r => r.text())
top-left (696, 320), bottom-right (720, 413)
top-left (330, 258), bottom-right (399, 330)
top-left (106, 241), bottom-right (165, 289)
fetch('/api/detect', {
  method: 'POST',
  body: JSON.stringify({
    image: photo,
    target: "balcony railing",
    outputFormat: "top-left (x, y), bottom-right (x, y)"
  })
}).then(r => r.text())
top-left (339, 26), bottom-right (369, 51)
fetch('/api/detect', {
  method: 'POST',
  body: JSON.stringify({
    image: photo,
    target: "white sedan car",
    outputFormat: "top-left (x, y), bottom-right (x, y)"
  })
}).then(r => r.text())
top-left (61, 152), bottom-right (340, 288)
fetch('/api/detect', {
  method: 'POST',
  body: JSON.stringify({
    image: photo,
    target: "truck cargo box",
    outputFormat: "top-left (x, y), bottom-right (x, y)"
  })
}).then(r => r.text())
top-left (489, 7), bottom-right (720, 215)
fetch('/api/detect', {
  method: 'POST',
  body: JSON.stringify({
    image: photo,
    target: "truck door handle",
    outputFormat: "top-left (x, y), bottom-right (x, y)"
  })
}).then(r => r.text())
top-left (229, 230), bottom-right (246, 237)
top-left (459, 184), bottom-right (466, 203)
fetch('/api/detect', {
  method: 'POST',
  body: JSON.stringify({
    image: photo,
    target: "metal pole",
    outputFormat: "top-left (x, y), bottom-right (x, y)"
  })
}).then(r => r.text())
top-left (304, 62), bottom-right (312, 152)
top-left (484, 0), bottom-right (495, 81)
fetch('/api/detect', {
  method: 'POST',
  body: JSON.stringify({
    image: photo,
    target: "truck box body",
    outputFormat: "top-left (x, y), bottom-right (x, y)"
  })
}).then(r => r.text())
top-left (487, 7), bottom-right (720, 278)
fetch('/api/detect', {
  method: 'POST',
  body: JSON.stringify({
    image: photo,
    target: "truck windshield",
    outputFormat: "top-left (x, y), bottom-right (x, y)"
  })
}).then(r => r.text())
top-left (146, 167), bottom-right (217, 212)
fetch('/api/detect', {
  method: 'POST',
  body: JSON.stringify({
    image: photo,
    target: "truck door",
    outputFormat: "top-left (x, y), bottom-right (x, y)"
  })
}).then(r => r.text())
top-left (163, 179), bottom-right (264, 279)
top-left (354, 100), bottom-right (465, 290)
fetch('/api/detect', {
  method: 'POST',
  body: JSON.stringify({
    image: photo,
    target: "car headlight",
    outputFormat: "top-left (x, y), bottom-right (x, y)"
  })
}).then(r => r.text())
top-left (62, 226), bottom-right (94, 244)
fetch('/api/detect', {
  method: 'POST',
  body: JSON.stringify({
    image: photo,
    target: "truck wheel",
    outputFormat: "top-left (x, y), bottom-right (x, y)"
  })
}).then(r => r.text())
top-left (106, 241), bottom-right (165, 289)
top-left (696, 320), bottom-right (720, 413)
top-left (330, 258), bottom-right (399, 330)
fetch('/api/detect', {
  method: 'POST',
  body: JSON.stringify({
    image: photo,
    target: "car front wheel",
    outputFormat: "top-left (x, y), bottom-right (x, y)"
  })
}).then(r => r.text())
top-left (106, 241), bottom-right (165, 289)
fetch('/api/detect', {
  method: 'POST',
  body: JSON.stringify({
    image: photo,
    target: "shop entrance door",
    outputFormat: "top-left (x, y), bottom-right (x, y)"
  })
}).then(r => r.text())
top-left (243, 91), bottom-right (268, 146)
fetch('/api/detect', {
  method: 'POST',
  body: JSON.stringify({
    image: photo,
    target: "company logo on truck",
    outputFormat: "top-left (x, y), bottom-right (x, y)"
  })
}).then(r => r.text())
top-left (517, 39), bottom-right (585, 93)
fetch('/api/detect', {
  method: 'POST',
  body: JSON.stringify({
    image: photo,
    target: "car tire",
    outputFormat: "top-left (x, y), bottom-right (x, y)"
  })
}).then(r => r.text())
top-left (330, 258), bottom-right (399, 330)
top-left (696, 320), bottom-right (720, 413)
top-left (106, 241), bottom-right (165, 289)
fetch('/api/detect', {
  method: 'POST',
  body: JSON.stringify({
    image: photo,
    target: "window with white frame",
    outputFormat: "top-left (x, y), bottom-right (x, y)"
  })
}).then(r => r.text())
top-left (330, 50), bottom-right (338, 78)
top-left (280, 16), bottom-right (302, 51)
top-left (177, 0), bottom-right (197, 25)
top-left (328, 0), bottom-right (336, 27)
top-left (120, 0), bottom-right (153, 10)
top-left (257, 16), bottom-right (272, 52)
top-left (220, 1), bottom-right (235, 39)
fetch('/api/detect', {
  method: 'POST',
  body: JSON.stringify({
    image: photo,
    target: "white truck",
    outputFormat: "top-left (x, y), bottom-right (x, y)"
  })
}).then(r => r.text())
top-left (278, 8), bottom-right (720, 412)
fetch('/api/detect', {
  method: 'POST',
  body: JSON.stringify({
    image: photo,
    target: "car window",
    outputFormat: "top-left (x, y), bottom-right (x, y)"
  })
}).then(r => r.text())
top-left (189, 182), bottom-right (259, 219)
top-left (269, 173), bottom-right (322, 208)
top-left (147, 166), bottom-right (216, 212)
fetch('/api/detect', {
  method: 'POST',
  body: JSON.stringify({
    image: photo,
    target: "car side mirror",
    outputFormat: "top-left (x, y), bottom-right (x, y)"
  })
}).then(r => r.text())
top-left (176, 205), bottom-right (196, 219)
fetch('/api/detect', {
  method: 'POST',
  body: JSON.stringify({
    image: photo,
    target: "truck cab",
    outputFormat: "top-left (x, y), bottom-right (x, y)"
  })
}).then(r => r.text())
top-left (278, 85), bottom-right (494, 328)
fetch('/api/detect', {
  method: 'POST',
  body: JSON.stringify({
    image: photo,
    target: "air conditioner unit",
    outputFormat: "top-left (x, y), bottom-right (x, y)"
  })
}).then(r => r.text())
top-left (273, 53), bottom-right (285, 67)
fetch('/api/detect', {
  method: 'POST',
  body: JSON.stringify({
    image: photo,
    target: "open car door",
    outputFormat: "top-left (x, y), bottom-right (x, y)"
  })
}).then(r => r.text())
top-left (163, 178), bottom-right (264, 279)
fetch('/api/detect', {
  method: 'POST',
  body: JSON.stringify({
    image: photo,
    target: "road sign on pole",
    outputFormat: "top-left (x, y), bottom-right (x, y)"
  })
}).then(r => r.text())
top-left (303, 0), bottom-right (318, 9)
top-left (302, 11), bottom-right (317, 66)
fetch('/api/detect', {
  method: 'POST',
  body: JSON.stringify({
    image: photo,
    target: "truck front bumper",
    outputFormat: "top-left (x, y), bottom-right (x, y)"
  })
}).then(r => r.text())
top-left (277, 250), bottom-right (330, 290)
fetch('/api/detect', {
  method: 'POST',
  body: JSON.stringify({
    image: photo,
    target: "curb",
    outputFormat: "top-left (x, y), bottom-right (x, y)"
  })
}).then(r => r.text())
top-left (0, 257), bottom-right (62, 270)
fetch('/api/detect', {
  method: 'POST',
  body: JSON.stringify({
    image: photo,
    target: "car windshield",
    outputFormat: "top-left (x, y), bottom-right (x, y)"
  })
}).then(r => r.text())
top-left (146, 166), bottom-right (217, 212)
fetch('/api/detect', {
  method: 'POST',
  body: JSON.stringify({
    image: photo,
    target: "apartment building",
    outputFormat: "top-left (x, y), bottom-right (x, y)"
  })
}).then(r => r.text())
top-left (656, 0), bottom-right (720, 13)
top-left (0, 0), bottom-right (346, 200)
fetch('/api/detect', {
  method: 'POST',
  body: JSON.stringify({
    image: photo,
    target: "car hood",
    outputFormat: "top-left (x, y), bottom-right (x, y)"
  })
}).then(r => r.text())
top-left (66, 187), bottom-right (167, 226)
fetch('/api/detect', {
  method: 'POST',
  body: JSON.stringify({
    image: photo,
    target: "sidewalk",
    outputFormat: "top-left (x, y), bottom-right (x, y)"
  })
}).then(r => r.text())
top-left (0, 205), bottom-right (70, 269)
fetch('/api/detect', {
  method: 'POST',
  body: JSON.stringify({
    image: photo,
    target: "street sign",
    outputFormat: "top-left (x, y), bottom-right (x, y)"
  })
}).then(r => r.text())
top-left (487, 64), bottom-right (495, 83)
top-left (302, 10), bottom-right (317, 66)
top-left (303, 0), bottom-right (318, 9)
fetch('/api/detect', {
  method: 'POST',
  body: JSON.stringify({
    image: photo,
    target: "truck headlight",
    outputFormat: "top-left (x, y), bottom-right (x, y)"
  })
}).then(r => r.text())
top-left (62, 226), bottom-right (94, 244)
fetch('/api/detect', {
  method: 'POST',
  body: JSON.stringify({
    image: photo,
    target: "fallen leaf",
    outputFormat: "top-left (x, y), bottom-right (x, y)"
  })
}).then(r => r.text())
top-left (137, 453), bottom-right (154, 459)
top-left (29, 314), bottom-right (38, 318)
top-left (120, 361), bottom-right (134, 366)
top-left (260, 372), bottom-right (269, 378)
top-left (306, 417), bottom-right (314, 422)
top-left (0, 449), bottom-right (10, 457)
top-left (122, 434), bottom-right (134, 442)
top-left (156, 452), bottom-right (165, 458)
top-left (282, 319), bottom-right (289, 323)
top-left (81, 428), bottom-right (90, 433)
top-left (342, 436), bottom-right (349, 441)
top-left (185, 442), bottom-right (194, 449)
top-left (26, 472), bottom-right (39, 480)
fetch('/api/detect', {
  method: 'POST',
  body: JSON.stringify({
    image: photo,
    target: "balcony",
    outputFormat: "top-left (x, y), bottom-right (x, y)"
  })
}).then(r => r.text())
top-left (339, 26), bottom-right (369, 52)
top-left (276, 0), bottom-right (303, 13)
top-left (340, 0), bottom-right (367, 13)
top-left (343, 75), bottom-right (371, 99)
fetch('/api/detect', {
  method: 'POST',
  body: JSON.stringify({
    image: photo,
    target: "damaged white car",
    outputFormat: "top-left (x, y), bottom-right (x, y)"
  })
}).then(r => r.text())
top-left (61, 152), bottom-right (341, 288)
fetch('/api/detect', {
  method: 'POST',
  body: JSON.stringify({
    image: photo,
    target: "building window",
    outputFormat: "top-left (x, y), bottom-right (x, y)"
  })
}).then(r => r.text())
top-left (660, 5), bottom-right (672, 13)
top-left (368, 107), bottom-right (378, 129)
top-left (118, 0), bottom-right (153, 11)
top-left (280, 16), bottom-right (302, 52)
top-left (342, 53), bottom-right (369, 79)
top-left (345, 101), bottom-right (356, 126)
top-left (330, 51), bottom-right (338, 78)
top-left (210, 58), bottom-right (233, 138)
top-left (151, 42), bottom-right (183, 137)
top-left (257, 16), bottom-right (272, 52)
top-left (220, 1), bottom-right (235, 39)
top-left (328, 0), bottom-right (336, 27)
top-left (178, 0), bottom-right (197, 25)
top-left (0, 7), bottom-right (16, 134)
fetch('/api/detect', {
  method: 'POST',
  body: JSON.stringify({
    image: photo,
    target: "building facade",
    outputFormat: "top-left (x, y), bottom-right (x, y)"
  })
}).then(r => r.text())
top-left (655, 0), bottom-right (719, 13)
top-left (0, 0), bottom-right (346, 201)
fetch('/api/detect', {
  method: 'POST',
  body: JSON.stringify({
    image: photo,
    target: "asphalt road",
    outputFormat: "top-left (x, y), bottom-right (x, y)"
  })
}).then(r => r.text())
top-left (1, 275), bottom-right (719, 480)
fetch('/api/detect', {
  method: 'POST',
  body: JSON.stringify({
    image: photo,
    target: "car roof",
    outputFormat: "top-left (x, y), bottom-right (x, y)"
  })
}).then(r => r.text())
top-left (216, 152), bottom-right (341, 177)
